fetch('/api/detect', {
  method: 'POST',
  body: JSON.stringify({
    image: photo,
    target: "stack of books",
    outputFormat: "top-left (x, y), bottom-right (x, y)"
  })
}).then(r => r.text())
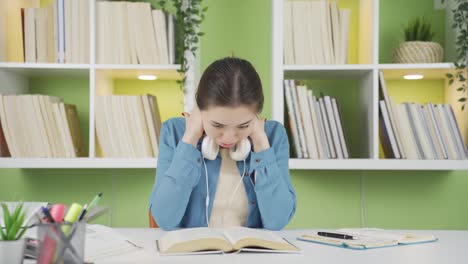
top-left (95, 94), bottom-right (162, 158)
top-left (379, 71), bottom-right (468, 160)
top-left (0, 94), bottom-right (85, 158)
top-left (1, 0), bottom-right (91, 63)
top-left (284, 0), bottom-right (350, 64)
top-left (96, 1), bottom-right (173, 64)
top-left (284, 80), bottom-right (349, 159)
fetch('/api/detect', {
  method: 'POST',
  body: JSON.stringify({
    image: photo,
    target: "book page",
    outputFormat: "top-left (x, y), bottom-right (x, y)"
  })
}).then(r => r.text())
top-left (299, 232), bottom-right (398, 249)
top-left (337, 228), bottom-right (436, 244)
top-left (157, 228), bottom-right (232, 254)
top-left (224, 227), bottom-right (298, 251)
top-left (85, 224), bottom-right (143, 262)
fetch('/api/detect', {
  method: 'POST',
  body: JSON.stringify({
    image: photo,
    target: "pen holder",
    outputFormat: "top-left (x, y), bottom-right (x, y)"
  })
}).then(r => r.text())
top-left (36, 222), bottom-right (86, 264)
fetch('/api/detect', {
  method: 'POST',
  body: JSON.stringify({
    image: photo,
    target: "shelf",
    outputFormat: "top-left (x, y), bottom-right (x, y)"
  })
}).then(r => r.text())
top-left (0, 63), bottom-right (90, 77)
top-left (379, 63), bottom-right (455, 80)
top-left (1, 158), bottom-right (466, 170)
top-left (284, 64), bottom-right (373, 79)
top-left (0, 158), bottom-right (157, 169)
top-left (378, 63), bottom-right (454, 70)
top-left (95, 64), bottom-right (180, 70)
top-left (96, 66), bottom-right (183, 81)
top-left (289, 159), bottom-right (468, 170)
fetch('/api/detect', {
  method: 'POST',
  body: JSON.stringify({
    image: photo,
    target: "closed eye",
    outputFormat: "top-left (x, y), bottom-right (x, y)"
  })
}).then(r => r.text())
top-left (238, 125), bottom-right (249, 129)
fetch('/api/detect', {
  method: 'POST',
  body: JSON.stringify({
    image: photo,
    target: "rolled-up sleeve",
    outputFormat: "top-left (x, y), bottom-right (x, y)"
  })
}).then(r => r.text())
top-left (250, 124), bottom-right (296, 230)
top-left (149, 121), bottom-right (202, 230)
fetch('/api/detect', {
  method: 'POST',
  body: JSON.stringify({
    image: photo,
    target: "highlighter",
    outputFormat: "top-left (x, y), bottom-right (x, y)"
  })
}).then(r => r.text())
top-left (62, 203), bottom-right (83, 235)
top-left (49, 204), bottom-right (65, 223)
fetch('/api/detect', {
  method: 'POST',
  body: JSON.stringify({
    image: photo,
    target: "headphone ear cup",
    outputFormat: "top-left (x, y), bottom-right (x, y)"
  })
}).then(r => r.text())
top-left (229, 139), bottom-right (251, 161)
top-left (201, 136), bottom-right (219, 160)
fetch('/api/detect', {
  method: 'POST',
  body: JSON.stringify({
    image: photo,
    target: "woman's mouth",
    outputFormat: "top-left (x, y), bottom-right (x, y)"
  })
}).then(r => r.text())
top-left (220, 143), bottom-right (234, 148)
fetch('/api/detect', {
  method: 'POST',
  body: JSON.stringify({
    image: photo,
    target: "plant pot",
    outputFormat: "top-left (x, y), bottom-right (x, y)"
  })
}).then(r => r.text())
top-left (0, 238), bottom-right (26, 264)
top-left (392, 41), bottom-right (444, 63)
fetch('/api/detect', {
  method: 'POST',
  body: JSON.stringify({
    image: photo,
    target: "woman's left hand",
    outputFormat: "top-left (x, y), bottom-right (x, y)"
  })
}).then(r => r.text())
top-left (249, 117), bottom-right (270, 152)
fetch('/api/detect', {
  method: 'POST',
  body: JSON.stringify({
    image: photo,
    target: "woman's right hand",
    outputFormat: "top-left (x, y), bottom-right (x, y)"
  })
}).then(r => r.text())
top-left (182, 106), bottom-right (204, 147)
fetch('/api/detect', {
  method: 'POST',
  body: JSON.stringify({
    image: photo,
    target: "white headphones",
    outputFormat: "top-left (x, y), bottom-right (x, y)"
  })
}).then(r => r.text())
top-left (201, 136), bottom-right (251, 161)
top-left (200, 136), bottom-right (253, 227)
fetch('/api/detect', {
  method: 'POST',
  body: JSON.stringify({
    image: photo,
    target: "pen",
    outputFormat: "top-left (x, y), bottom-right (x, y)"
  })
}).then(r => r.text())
top-left (317, 232), bottom-right (355, 240)
top-left (79, 192), bottom-right (103, 221)
top-left (78, 204), bottom-right (88, 221)
top-left (87, 192), bottom-right (103, 212)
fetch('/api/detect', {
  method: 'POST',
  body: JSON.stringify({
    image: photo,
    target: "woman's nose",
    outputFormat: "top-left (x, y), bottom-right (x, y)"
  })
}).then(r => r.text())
top-left (221, 129), bottom-right (237, 142)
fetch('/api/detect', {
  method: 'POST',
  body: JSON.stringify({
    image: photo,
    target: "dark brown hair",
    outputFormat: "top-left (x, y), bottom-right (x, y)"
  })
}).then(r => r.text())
top-left (195, 57), bottom-right (264, 113)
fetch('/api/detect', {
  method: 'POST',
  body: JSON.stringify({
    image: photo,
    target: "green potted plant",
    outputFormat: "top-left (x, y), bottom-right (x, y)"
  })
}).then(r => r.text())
top-left (0, 203), bottom-right (28, 264)
top-left (445, 0), bottom-right (467, 110)
top-left (393, 17), bottom-right (444, 63)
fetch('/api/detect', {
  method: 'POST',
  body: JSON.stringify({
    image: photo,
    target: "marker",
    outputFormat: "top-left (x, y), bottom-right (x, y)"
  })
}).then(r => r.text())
top-left (49, 204), bottom-right (65, 223)
top-left (62, 203), bottom-right (83, 235)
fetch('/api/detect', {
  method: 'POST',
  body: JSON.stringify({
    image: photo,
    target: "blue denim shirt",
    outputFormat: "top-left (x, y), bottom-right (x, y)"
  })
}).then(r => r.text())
top-left (149, 117), bottom-right (296, 230)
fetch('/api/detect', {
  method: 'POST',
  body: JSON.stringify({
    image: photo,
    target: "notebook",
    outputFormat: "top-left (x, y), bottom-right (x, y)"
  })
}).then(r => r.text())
top-left (297, 228), bottom-right (438, 250)
top-left (156, 226), bottom-right (301, 255)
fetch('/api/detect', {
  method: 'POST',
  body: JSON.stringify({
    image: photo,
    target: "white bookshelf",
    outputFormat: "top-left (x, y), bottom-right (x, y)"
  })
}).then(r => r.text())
top-left (271, 0), bottom-right (468, 170)
top-left (0, 158), bottom-right (157, 168)
top-left (0, 0), bottom-right (192, 168)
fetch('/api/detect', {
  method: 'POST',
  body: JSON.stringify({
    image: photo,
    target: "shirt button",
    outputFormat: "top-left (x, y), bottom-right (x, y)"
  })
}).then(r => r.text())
top-left (255, 159), bottom-right (261, 163)
top-left (244, 172), bottom-right (249, 176)
top-left (197, 158), bottom-right (201, 163)
top-left (251, 200), bottom-right (256, 205)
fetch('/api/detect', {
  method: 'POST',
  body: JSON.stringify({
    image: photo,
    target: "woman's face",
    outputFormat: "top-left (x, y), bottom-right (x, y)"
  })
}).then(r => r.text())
top-left (201, 105), bottom-right (257, 148)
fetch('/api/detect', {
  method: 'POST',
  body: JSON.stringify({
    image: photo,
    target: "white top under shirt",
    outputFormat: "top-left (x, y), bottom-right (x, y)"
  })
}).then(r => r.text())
top-left (209, 148), bottom-right (249, 227)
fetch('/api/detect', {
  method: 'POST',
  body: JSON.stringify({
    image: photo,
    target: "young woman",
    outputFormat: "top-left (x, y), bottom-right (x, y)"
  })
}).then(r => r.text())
top-left (149, 57), bottom-right (296, 230)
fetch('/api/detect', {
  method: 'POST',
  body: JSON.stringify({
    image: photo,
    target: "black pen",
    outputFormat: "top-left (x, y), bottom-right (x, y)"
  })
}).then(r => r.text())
top-left (318, 231), bottom-right (355, 240)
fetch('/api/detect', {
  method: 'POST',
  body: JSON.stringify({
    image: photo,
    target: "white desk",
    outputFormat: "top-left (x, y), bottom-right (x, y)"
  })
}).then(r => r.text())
top-left (90, 228), bottom-right (468, 264)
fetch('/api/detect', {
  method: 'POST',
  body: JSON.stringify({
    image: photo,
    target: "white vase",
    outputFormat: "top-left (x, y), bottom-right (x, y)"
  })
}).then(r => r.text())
top-left (0, 239), bottom-right (26, 264)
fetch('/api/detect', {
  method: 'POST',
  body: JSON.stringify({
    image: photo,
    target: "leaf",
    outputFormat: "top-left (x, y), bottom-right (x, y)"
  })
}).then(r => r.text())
top-left (7, 212), bottom-right (24, 240)
top-left (449, 79), bottom-right (454, 85)
top-left (463, 105), bottom-right (465, 111)
top-left (1, 203), bottom-right (12, 232)
top-left (458, 97), bottom-right (467, 102)
top-left (457, 87), bottom-right (464, 91)
top-left (11, 203), bottom-right (23, 222)
top-left (15, 226), bottom-right (28, 241)
top-left (446, 73), bottom-right (454, 78)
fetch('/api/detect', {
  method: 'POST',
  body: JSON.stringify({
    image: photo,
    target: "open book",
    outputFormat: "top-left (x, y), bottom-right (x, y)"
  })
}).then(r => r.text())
top-left (156, 227), bottom-right (301, 255)
top-left (298, 228), bottom-right (437, 250)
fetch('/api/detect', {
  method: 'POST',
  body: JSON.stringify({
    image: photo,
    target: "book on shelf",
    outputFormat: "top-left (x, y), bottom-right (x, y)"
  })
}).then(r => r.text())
top-left (96, 1), bottom-right (172, 64)
top-left (379, 100), bottom-right (400, 159)
top-left (379, 100), bottom-right (467, 160)
top-left (16, 0), bottom-right (89, 63)
top-left (284, 0), bottom-right (350, 65)
top-left (0, 94), bottom-right (85, 158)
top-left (378, 71), bottom-right (467, 160)
top-left (378, 71), bottom-right (403, 159)
top-left (283, 80), bottom-right (350, 159)
top-left (298, 228), bottom-right (437, 250)
top-left (95, 94), bottom-right (161, 158)
top-left (156, 227), bottom-right (301, 255)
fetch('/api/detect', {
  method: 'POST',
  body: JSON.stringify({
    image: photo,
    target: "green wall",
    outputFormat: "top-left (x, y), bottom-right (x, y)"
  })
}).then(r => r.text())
top-left (1, 0), bottom-right (467, 230)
